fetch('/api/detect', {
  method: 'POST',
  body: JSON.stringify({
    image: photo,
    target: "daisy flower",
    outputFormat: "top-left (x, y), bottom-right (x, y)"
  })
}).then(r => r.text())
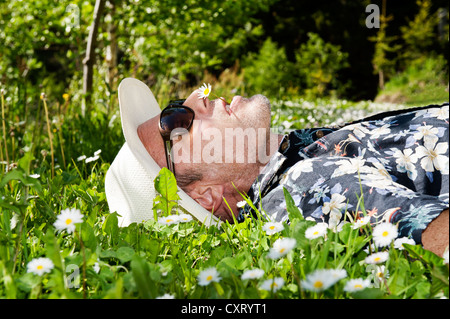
top-left (10, 214), bottom-right (18, 230)
top-left (93, 262), bottom-right (100, 274)
top-left (301, 269), bottom-right (340, 292)
top-left (197, 83), bottom-right (212, 99)
top-left (305, 223), bottom-right (328, 239)
top-left (366, 264), bottom-right (389, 288)
top-left (197, 267), bottom-right (221, 286)
top-left (267, 237), bottom-right (296, 259)
top-left (197, 83), bottom-right (230, 105)
top-left (178, 213), bottom-right (193, 223)
top-left (344, 278), bottom-right (371, 293)
top-left (262, 221), bottom-right (284, 235)
top-left (53, 208), bottom-right (84, 234)
top-left (158, 215), bottom-right (180, 225)
top-left (364, 251), bottom-right (389, 264)
top-left (27, 257), bottom-right (54, 276)
top-left (393, 237), bottom-right (415, 250)
top-left (372, 265), bottom-right (389, 283)
top-left (241, 268), bottom-right (265, 280)
top-left (236, 200), bottom-right (247, 208)
top-left (352, 215), bottom-right (371, 229)
top-left (329, 268), bottom-right (348, 282)
top-left (372, 222), bottom-right (398, 247)
top-left (85, 155), bottom-right (100, 163)
top-left (260, 277), bottom-right (284, 292)
top-left (157, 293), bottom-right (175, 299)
top-left (443, 249), bottom-right (449, 264)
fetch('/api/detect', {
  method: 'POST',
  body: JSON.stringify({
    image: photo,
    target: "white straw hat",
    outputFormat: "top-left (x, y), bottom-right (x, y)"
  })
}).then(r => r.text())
top-left (105, 77), bottom-right (219, 227)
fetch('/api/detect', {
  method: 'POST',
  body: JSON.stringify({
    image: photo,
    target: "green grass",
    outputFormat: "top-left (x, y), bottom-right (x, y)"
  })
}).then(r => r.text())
top-left (375, 56), bottom-right (449, 106)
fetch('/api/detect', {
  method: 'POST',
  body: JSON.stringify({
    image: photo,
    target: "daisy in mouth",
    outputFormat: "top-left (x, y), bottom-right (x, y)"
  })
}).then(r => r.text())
top-left (197, 83), bottom-right (231, 113)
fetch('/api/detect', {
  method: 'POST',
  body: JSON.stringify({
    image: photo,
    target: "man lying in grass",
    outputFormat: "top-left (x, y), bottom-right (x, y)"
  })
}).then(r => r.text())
top-left (106, 78), bottom-right (448, 257)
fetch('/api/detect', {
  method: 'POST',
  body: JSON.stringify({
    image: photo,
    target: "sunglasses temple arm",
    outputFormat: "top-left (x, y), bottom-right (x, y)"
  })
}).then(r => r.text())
top-left (164, 140), bottom-right (176, 176)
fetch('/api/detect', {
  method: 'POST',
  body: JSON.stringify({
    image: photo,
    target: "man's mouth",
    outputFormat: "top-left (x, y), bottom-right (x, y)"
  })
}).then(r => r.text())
top-left (228, 96), bottom-right (242, 114)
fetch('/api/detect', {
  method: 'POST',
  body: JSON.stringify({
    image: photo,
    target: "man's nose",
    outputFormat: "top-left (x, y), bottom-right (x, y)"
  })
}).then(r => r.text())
top-left (183, 90), bottom-right (213, 116)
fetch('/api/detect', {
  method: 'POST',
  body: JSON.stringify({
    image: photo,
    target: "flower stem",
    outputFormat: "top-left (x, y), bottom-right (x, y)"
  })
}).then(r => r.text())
top-left (75, 229), bottom-right (87, 299)
top-left (42, 95), bottom-right (55, 178)
top-left (210, 93), bottom-right (230, 105)
top-left (1, 89), bottom-right (9, 171)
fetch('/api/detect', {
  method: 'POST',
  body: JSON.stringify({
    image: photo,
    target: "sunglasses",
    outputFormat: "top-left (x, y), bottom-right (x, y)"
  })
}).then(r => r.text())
top-left (158, 99), bottom-right (195, 175)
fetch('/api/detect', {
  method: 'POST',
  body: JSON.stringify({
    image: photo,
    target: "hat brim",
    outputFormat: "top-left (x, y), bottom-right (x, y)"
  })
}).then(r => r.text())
top-left (107, 77), bottom-right (219, 227)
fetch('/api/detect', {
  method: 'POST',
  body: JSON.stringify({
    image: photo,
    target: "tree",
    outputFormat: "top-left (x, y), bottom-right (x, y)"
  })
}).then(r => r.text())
top-left (369, 0), bottom-right (401, 90)
top-left (82, 0), bottom-right (106, 115)
top-left (400, 0), bottom-right (439, 66)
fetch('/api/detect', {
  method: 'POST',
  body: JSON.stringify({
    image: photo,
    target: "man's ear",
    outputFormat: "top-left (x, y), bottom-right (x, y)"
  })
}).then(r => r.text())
top-left (189, 184), bottom-right (225, 211)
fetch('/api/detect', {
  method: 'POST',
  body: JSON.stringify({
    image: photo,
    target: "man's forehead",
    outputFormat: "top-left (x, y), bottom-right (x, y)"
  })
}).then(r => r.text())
top-left (137, 114), bottom-right (166, 168)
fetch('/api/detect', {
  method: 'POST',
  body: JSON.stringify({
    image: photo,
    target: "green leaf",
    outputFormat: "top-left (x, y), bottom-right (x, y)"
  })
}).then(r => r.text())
top-left (412, 281), bottom-right (431, 299)
top-left (351, 288), bottom-right (385, 299)
top-left (0, 261), bottom-right (17, 298)
top-left (217, 257), bottom-right (240, 277)
top-left (16, 272), bottom-right (40, 294)
top-left (116, 246), bottom-right (135, 263)
top-left (130, 255), bottom-right (158, 299)
top-left (289, 218), bottom-right (316, 251)
top-left (283, 187), bottom-right (303, 221)
top-left (0, 167), bottom-right (42, 194)
top-left (102, 212), bottom-right (119, 241)
top-left (153, 167), bottom-right (180, 216)
top-left (81, 222), bottom-right (97, 251)
top-left (403, 244), bottom-right (444, 266)
top-left (430, 266), bottom-right (449, 297)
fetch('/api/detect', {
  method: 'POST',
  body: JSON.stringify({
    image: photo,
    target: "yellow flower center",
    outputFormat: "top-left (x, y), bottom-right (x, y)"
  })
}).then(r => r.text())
top-left (279, 248), bottom-right (286, 253)
top-left (313, 231), bottom-right (319, 236)
top-left (166, 219), bottom-right (173, 223)
top-left (37, 265), bottom-right (44, 270)
top-left (354, 284), bottom-right (363, 289)
top-left (313, 281), bottom-right (323, 289)
top-left (206, 275), bottom-right (213, 281)
top-left (374, 257), bottom-right (381, 262)
top-left (269, 226), bottom-right (275, 230)
top-left (204, 88), bottom-right (210, 95)
top-left (65, 218), bottom-right (72, 225)
top-left (271, 282), bottom-right (278, 288)
top-left (428, 150), bottom-right (437, 160)
top-left (382, 231), bottom-right (389, 237)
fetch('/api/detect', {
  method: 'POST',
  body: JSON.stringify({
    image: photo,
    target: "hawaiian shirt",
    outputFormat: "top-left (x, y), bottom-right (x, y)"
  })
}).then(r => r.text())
top-left (238, 103), bottom-right (449, 244)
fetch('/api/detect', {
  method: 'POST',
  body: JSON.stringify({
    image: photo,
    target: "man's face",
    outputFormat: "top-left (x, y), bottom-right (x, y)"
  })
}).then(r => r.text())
top-left (171, 90), bottom-right (273, 168)
top-left (183, 89), bottom-right (272, 136)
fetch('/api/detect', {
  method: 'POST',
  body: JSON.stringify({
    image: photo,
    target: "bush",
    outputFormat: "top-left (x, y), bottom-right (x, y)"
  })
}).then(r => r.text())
top-left (242, 38), bottom-right (294, 97)
top-left (295, 32), bottom-right (349, 98)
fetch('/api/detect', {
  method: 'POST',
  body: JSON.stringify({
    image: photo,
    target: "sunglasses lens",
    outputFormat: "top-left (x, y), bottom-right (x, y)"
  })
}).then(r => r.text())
top-left (160, 106), bottom-right (194, 137)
